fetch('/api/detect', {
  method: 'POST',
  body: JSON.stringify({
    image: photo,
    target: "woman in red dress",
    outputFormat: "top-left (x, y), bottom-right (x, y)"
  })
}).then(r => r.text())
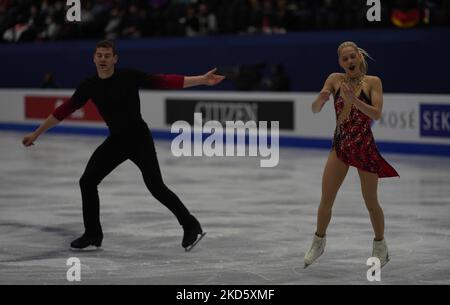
top-left (304, 41), bottom-right (399, 268)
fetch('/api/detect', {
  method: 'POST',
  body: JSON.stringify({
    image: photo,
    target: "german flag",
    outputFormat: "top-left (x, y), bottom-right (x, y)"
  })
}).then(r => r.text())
top-left (391, 8), bottom-right (421, 28)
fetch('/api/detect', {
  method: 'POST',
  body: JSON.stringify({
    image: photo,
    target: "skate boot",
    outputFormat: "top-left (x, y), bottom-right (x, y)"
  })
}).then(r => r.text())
top-left (182, 215), bottom-right (206, 252)
top-left (70, 233), bottom-right (103, 251)
top-left (304, 234), bottom-right (326, 268)
top-left (372, 238), bottom-right (389, 267)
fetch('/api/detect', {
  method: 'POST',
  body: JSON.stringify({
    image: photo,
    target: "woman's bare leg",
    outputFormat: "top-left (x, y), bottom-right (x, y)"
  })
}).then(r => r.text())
top-left (315, 150), bottom-right (349, 237)
top-left (357, 169), bottom-right (384, 241)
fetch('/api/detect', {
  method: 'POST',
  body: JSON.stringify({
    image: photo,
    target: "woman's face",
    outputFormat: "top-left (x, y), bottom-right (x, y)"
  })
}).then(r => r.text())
top-left (339, 47), bottom-right (362, 76)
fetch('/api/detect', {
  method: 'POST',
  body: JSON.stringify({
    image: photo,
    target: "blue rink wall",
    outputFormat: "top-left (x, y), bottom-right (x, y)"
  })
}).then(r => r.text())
top-left (0, 28), bottom-right (450, 93)
top-left (2, 123), bottom-right (450, 156)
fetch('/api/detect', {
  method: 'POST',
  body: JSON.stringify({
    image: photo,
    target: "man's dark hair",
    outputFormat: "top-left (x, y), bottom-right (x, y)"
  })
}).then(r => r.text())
top-left (95, 40), bottom-right (117, 55)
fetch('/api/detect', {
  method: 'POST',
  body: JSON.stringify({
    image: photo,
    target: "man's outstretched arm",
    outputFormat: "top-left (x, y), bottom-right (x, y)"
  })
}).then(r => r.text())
top-left (149, 68), bottom-right (225, 89)
top-left (22, 96), bottom-right (86, 147)
top-left (183, 68), bottom-right (225, 88)
top-left (22, 114), bottom-right (60, 147)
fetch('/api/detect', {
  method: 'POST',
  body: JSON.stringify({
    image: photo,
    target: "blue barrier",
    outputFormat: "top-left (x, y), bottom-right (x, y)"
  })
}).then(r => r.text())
top-left (3, 122), bottom-right (449, 157)
top-left (1, 28), bottom-right (449, 93)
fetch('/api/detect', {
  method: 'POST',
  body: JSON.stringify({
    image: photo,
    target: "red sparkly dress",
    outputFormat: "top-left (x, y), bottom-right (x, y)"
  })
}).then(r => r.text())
top-left (332, 85), bottom-right (399, 178)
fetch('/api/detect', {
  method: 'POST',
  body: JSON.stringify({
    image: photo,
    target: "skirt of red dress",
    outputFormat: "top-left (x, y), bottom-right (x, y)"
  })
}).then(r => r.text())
top-left (333, 122), bottom-right (399, 178)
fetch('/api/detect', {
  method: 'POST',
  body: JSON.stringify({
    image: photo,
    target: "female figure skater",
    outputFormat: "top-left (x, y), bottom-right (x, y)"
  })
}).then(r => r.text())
top-left (304, 41), bottom-right (398, 268)
top-left (22, 40), bottom-right (225, 251)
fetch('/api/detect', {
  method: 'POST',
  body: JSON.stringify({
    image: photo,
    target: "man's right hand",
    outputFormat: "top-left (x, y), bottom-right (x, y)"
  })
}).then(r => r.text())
top-left (22, 132), bottom-right (38, 147)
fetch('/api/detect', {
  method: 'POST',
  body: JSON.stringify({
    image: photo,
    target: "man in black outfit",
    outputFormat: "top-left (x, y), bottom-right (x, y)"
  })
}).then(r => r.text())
top-left (22, 40), bottom-right (225, 251)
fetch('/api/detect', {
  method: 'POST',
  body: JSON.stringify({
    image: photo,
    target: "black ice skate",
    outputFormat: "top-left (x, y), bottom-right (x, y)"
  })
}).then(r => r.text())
top-left (70, 233), bottom-right (103, 251)
top-left (182, 215), bottom-right (206, 252)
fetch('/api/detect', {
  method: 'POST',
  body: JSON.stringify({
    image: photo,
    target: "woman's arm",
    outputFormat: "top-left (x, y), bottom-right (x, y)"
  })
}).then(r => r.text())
top-left (312, 73), bottom-right (338, 113)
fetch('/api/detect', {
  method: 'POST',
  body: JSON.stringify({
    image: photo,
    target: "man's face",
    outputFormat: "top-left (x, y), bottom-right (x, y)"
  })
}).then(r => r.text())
top-left (93, 47), bottom-right (118, 73)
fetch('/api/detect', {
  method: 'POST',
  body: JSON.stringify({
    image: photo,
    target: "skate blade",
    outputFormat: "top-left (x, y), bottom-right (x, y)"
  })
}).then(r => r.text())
top-left (70, 245), bottom-right (102, 252)
top-left (304, 250), bottom-right (323, 269)
top-left (184, 232), bottom-right (206, 252)
top-left (381, 255), bottom-right (390, 268)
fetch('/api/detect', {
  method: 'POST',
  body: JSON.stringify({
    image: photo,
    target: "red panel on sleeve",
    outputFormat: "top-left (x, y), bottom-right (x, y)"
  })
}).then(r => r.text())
top-left (149, 74), bottom-right (184, 89)
top-left (52, 99), bottom-right (79, 121)
top-left (24, 96), bottom-right (102, 122)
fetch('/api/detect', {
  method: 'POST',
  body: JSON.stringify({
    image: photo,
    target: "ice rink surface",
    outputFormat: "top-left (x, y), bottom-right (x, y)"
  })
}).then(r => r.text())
top-left (1, 131), bottom-right (449, 284)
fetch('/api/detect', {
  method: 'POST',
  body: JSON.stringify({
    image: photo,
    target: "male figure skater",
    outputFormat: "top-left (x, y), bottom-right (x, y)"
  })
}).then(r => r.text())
top-left (22, 40), bottom-right (225, 251)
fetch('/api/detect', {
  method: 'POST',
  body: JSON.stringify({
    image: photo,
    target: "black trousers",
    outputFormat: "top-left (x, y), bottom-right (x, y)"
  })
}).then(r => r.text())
top-left (79, 128), bottom-right (191, 236)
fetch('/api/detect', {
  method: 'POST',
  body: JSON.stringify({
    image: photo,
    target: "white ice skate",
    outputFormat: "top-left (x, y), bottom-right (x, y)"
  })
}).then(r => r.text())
top-left (372, 239), bottom-right (389, 267)
top-left (304, 234), bottom-right (326, 268)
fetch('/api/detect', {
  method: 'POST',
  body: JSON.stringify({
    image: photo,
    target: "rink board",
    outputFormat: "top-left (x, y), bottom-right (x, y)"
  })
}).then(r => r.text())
top-left (0, 89), bottom-right (449, 156)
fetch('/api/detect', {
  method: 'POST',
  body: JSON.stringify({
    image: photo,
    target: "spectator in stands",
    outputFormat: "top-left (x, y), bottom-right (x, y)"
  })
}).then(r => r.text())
top-left (272, 0), bottom-right (293, 34)
top-left (121, 3), bottom-right (145, 38)
top-left (234, 63), bottom-right (265, 91)
top-left (247, 0), bottom-right (263, 34)
top-left (104, 5), bottom-right (124, 40)
top-left (198, 2), bottom-right (217, 35)
top-left (40, 72), bottom-right (60, 88)
top-left (1, 0), bottom-right (448, 42)
top-left (179, 4), bottom-right (199, 37)
top-left (265, 63), bottom-right (291, 91)
top-left (2, 14), bottom-right (30, 42)
top-left (261, 0), bottom-right (275, 34)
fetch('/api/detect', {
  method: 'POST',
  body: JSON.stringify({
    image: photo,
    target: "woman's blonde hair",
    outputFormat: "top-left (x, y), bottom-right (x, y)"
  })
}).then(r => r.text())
top-left (337, 41), bottom-right (373, 75)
